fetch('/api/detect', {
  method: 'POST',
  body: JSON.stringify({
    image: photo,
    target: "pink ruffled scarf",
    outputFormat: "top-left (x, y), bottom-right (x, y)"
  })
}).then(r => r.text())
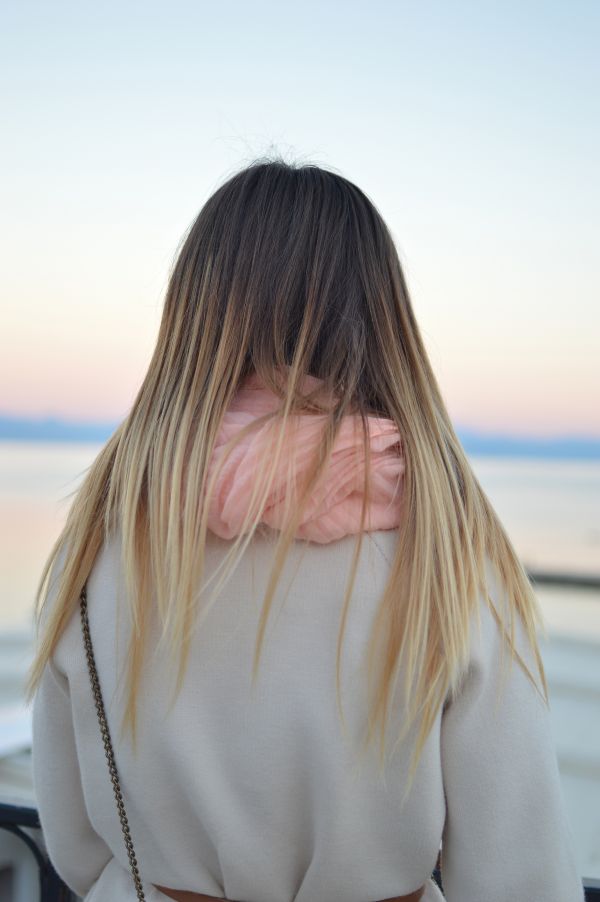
top-left (206, 371), bottom-right (405, 544)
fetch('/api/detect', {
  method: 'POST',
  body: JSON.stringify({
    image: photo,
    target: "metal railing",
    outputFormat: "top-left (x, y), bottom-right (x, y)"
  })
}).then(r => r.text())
top-left (526, 568), bottom-right (600, 590)
top-left (0, 803), bottom-right (71, 901)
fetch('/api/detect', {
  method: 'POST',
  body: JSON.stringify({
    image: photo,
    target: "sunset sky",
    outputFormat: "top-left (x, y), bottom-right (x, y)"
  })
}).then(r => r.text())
top-left (1, 0), bottom-right (599, 437)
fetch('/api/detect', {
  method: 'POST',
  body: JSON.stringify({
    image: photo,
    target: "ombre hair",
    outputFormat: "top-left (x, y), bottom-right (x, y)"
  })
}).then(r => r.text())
top-left (26, 156), bottom-right (548, 796)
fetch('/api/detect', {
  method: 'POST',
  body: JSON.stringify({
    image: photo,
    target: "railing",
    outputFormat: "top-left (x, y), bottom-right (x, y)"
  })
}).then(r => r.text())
top-left (0, 803), bottom-right (71, 901)
top-left (526, 568), bottom-right (600, 590)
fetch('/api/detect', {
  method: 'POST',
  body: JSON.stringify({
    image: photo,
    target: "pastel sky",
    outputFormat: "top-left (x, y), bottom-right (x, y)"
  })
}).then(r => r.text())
top-left (1, 0), bottom-right (599, 437)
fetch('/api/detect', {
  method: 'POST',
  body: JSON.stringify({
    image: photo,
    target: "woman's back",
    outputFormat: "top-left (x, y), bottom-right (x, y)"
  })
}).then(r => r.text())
top-left (32, 525), bottom-right (583, 900)
top-left (27, 158), bottom-right (584, 900)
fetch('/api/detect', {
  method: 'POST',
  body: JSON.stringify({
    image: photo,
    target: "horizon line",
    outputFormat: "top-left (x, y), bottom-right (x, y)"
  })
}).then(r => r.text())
top-left (1, 413), bottom-right (600, 460)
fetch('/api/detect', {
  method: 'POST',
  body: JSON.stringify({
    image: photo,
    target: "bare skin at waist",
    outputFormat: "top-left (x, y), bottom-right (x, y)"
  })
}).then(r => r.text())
top-left (153, 884), bottom-right (427, 902)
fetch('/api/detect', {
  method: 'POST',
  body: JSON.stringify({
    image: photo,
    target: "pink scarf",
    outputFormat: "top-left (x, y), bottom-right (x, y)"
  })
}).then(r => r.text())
top-left (206, 371), bottom-right (405, 544)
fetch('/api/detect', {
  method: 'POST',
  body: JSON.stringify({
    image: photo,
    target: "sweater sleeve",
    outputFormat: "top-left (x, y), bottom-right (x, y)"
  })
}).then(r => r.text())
top-left (439, 571), bottom-right (585, 902)
top-left (32, 655), bottom-right (113, 898)
top-left (31, 550), bottom-right (113, 899)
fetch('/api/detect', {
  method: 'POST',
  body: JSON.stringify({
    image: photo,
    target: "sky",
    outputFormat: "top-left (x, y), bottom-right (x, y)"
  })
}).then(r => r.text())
top-left (1, 0), bottom-right (599, 437)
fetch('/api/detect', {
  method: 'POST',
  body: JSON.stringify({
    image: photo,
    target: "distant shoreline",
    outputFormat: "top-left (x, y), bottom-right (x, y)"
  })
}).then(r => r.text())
top-left (1, 416), bottom-right (600, 460)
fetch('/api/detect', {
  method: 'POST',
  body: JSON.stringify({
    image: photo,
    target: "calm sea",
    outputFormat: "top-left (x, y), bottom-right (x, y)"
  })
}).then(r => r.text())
top-left (1, 440), bottom-right (599, 631)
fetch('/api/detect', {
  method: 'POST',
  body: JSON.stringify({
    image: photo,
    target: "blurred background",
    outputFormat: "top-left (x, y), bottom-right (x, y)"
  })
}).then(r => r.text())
top-left (1, 0), bottom-right (599, 894)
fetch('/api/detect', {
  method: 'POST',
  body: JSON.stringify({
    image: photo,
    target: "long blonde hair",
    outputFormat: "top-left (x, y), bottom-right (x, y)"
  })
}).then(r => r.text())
top-left (26, 157), bottom-right (548, 796)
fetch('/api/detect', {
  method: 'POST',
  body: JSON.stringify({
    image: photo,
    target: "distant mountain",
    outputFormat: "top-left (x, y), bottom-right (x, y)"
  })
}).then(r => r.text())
top-left (456, 428), bottom-right (600, 460)
top-left (0, 414), bottom-right (119, 443)
top-left (1, 414), bottom-right (599, 459)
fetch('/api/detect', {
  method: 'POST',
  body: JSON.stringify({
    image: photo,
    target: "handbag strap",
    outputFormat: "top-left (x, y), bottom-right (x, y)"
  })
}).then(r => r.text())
top-left (79, 582), bottom-right (146, 901)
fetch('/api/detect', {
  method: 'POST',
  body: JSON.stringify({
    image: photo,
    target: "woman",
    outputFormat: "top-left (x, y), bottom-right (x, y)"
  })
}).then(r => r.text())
top-left (26, 159), bottom-right (584, 901)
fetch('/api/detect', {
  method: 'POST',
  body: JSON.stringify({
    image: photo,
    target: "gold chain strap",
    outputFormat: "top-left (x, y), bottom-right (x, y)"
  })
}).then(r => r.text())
top-left (79, 583), bottom-right (146, 901)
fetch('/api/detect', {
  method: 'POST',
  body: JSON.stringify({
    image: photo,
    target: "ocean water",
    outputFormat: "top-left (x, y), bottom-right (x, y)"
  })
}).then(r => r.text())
top-left (0, 440), bottom-right (599, 631)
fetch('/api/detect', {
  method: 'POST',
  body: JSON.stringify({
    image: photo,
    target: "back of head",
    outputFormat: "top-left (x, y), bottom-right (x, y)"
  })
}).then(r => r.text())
top-left (27, 155), bottom-right (548, 794)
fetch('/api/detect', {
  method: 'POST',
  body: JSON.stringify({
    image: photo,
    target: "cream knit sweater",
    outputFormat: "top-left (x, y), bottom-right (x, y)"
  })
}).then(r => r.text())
top-left (31, 527), bottom-right (584, 901)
